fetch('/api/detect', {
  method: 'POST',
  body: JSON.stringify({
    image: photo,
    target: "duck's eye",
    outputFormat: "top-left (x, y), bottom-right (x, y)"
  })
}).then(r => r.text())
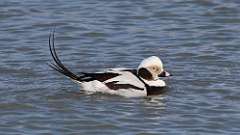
top-left (152, 67), bottom-right (158, 71)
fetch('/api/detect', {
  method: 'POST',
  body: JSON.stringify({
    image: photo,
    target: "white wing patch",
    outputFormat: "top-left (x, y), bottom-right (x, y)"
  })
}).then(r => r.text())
top-left (104, 71), bottom-right (145, 88)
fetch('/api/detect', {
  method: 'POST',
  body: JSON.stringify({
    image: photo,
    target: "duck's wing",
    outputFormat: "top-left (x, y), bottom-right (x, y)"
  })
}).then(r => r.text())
top-left (103, 71), bottom-right (145, 91)
top-left (79, 68), bottom-right (139, 82)
top-left (104, 81), bottom-right (144, 91)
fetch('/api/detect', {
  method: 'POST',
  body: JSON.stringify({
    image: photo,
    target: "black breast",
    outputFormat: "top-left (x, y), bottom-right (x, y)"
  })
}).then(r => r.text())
top-left (146, 86), bottom-right (167, 96)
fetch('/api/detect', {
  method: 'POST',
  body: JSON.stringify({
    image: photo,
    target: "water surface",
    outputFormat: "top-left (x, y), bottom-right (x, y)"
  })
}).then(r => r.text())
top-left (0, 0), bottom-right (240, 134)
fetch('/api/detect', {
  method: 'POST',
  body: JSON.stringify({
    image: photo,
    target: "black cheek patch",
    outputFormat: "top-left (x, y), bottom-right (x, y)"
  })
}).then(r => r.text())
top-left (138, 68), bottom-right (153, 80)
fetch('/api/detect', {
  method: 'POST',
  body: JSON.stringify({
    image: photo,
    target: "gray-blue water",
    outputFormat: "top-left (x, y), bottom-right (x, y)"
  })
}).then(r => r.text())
top-left (1, 0), bottom-right (240, 134)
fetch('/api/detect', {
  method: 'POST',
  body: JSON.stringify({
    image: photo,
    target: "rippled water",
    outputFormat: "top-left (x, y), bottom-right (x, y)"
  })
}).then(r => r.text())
top-left (1, 0), bottom-right (240, 134)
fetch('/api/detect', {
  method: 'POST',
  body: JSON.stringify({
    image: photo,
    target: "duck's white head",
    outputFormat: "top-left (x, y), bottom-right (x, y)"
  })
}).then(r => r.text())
top-left (137, 56), bottom-right (171, 80)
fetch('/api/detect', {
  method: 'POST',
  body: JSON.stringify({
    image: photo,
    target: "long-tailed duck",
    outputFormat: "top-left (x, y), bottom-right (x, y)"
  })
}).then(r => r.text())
top-left (48, 32), bottom-right (171, 97)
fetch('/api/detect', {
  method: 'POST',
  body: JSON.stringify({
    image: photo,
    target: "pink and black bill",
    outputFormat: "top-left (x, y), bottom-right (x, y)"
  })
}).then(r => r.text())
top-left (158, 71), bottom-right (171, 77)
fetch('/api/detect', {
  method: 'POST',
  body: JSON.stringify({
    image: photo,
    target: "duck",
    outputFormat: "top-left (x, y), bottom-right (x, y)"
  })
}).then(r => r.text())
top-left (48, 32), bottom-right (171, 97)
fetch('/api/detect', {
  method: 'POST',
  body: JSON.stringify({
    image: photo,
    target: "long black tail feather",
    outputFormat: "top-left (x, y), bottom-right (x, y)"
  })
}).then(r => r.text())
top-left (48, 30), bottom-right (82, 81)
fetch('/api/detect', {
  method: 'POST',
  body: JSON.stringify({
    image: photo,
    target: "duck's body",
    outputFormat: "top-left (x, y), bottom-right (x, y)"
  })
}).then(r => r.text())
top-left (77, 69), bottom-right (147, 97)
top-left (74, 69), bottom-right (166, 97)
top-left (49, 32), bottom-right (171, 97)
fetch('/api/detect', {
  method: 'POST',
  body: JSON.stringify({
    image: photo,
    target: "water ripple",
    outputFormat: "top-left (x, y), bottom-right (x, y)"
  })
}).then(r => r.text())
top-left (0, 0), bottom-right (240, 134)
